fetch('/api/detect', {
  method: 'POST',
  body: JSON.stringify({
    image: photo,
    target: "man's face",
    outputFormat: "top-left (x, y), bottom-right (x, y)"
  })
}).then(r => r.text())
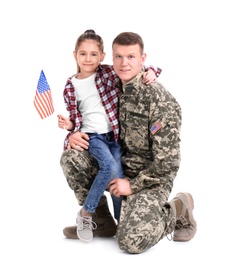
top-left (112, 43), bottom-right (146, 85)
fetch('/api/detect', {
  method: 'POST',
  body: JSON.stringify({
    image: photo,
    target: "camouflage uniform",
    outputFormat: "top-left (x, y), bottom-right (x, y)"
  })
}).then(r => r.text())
top-left (60, 71), bottom-right (182, 254)
top-left (115, 71), bottom-right (182, 253)
top-left (60, 149), bottom-right (98, 206)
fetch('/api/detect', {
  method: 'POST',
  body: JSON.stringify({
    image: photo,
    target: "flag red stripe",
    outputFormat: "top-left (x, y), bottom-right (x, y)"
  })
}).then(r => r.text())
top-left (44, 91), bottom-right (54, 113)
top-left (37, 92), bottom-right (50, 116)
top-left (40, 91), bottom-right (53, 115)
top-left (34, 90), bottom-right (54, 119)
top-left (35, 91), bottom-right (50, 119)
top-left (34, 99), bottom-right (44, 119)
top-left (34, 95), bottom-right (48, 119)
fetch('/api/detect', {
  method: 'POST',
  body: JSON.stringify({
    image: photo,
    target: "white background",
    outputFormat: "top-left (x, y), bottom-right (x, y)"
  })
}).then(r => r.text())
top-left (0, 0), bottom-right (229, 259)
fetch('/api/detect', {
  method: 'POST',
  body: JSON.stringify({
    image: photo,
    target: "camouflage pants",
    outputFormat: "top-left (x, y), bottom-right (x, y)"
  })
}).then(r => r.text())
top-left (60, 149), bottom-right (176, 254)
top-left (117, 186), bottom-right (176, 254)
top-left (60, 149), bottom-right (99, 205)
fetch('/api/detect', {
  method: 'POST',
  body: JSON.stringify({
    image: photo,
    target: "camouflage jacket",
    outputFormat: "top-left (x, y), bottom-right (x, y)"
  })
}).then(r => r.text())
top-left (115, 71), bottom-right (182, 193)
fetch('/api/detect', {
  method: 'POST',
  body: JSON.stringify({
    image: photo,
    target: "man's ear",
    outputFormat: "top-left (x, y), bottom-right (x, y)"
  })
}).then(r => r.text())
top-left (141, 53), bottom-right (147, 65)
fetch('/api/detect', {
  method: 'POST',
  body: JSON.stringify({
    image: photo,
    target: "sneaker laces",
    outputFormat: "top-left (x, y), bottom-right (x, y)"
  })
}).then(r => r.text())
top-left (76, 215), bottom-right (97, 231)
top-left (175, 215), bottom-right (190, 230)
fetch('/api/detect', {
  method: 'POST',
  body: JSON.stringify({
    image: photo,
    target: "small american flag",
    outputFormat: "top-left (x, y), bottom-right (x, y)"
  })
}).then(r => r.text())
top-left (34, 70), bottom-right (54, 119)
top-left (150, 122), bottom-right (162, 135)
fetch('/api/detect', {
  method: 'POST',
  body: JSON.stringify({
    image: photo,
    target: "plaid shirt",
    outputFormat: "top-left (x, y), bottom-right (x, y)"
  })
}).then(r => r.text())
top-left (62, 64), bottom-right (162, 150)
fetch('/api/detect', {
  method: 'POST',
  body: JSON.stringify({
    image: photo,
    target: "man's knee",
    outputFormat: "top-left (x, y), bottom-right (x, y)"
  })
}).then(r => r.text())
top-left (60, 149), bottom-right (97, 171)
top-left (117, 231), bottom-right (155, 254)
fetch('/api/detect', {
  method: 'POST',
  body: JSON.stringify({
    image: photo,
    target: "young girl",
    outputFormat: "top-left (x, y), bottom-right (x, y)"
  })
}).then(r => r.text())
top-left (58, 29), bottom-right (161, 242)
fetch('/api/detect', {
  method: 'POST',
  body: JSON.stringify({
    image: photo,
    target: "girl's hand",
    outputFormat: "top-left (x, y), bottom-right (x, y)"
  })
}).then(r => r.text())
top-left (142, 69), bottom-right (157, 85)
top-left (57, 114), bottom-right (73, 130)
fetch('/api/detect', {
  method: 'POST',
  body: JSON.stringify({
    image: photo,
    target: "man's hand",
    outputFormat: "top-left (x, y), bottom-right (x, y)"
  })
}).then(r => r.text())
top-left (108, 178), bottom-right (133, 197)
top-left (68, 131), bottom-right (90, 151)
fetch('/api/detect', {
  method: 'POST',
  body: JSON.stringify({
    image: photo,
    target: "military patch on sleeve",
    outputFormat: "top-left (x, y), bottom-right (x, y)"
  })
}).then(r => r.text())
top-left (150, 122), bottom-right (162, 135)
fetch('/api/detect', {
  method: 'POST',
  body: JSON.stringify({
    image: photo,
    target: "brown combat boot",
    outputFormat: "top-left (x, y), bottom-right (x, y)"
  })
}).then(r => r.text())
top-left (63, 195), bottom-right (117, 239)
top-left (169, 192), bottom-right (197, 242)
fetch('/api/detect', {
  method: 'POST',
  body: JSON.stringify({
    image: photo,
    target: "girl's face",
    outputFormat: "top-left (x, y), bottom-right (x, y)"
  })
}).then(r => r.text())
top-left (74, 39), bottom-right (105, 78)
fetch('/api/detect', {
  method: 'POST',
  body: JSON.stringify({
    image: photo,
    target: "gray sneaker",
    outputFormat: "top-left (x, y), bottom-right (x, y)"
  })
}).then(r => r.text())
top-left (76, 211), bottom-right (97, 242)
top-left (170, 192), bottom-right (197, 242)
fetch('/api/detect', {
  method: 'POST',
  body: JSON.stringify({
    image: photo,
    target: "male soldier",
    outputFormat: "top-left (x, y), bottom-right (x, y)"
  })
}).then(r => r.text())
top-left (106, 32), bottom-right (197, 253)
top-left (61, 32), bottom-right (197, 254)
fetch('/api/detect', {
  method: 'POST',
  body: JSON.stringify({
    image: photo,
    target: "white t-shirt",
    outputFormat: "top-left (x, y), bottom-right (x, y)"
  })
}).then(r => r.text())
top-left (71, 73), bottom-right (112, 134)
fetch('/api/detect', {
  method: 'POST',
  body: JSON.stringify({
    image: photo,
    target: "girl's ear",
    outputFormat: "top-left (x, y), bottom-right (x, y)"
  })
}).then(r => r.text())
top-left (73, 50), bottom-right (77, 60)
top-left (100, 52), bottom-right (106, 62)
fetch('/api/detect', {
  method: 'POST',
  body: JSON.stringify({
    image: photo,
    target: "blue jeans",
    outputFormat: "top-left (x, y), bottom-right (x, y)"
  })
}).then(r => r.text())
top-left (83, 131), bottom-right (123, 222)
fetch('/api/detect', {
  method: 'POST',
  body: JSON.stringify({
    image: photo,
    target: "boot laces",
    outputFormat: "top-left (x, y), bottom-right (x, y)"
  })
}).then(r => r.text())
top-left (175, 215), bottom-right (190, 230)
top-left (166, 233), bottom-right (173, 241)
